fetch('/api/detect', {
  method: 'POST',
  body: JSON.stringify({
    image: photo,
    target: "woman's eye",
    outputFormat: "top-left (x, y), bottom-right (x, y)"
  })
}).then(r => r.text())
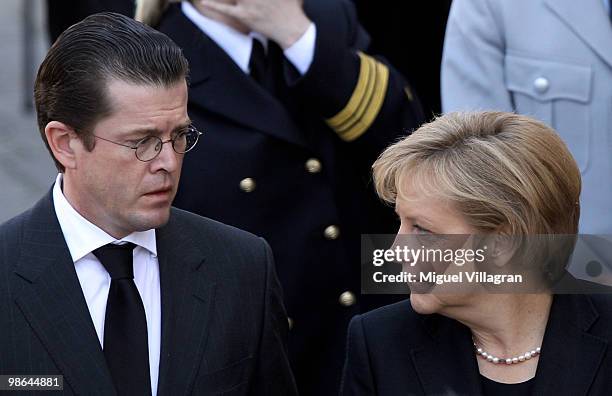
top-left (412, 224), bottom-right (431, 234)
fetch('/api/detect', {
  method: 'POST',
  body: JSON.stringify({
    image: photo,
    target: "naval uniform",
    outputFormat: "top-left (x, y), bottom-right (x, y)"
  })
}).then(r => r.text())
top-left (157, 1), bottom-right (424, 393)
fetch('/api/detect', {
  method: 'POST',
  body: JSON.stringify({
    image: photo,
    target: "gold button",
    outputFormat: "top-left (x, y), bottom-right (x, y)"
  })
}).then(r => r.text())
top-left (239, 178), bottom-right (256, 192)
top-left (288, 317), bottom-right (294, 330)
top-left (339, 291), bottom-right (356, 307)
top-left (305, 158), bottom-right (322, 173)
top-left (324, 225), bottom-right (340, 240)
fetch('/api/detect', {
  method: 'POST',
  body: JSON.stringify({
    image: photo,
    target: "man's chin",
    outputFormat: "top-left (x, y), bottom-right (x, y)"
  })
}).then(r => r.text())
top-left (128, 208), bottom-right (171, 232)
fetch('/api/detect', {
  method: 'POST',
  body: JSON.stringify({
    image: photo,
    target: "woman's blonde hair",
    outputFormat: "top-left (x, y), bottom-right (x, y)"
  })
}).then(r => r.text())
top-left (373, 111), bottom-right (581, 235)
top-left (135, 0), bottom-right (179, 26)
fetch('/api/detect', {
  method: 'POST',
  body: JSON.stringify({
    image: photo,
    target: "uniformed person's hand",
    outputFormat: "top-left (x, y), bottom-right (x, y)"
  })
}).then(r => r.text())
top-left (199, 0), bottom-right (311, 49)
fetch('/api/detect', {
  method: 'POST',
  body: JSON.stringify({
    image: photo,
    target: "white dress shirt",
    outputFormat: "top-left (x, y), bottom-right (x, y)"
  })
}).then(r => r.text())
top-left (604, 0), bottom-right (610, 14)
top-left (181, 1), bottom-right (316, 75)
top-left (52, 173), bottom-right (161, 396)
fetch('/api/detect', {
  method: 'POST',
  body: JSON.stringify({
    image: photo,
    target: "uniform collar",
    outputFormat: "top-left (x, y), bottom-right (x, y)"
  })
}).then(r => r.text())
top-left (181, 1), bottom-right (267, 74)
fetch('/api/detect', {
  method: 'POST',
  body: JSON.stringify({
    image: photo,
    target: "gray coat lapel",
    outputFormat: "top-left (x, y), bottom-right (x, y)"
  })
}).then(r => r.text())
top-left (12, 193), bottom-right (116, 396)
top-left (156, 208), bottom-right (216, 396)
top-left (545, 0), bottom-right (612, 68)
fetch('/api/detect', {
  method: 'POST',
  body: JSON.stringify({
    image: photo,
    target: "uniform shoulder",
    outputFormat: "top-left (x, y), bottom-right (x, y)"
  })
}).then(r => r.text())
top-left (304, 0), bottom-right (355, 26)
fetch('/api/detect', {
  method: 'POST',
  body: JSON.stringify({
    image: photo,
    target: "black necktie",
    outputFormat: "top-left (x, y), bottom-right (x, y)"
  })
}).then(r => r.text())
top-left (93, 243), bottom-right (151, 396)
top-left (249, 38), bottom-right (270, 88)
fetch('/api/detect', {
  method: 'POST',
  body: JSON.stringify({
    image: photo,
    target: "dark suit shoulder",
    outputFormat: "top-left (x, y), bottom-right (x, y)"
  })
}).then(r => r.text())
top-left (169, 207), bottom-right (263, 245)
top-left (588, 293), bottom-right (612, 309)
top-left (0, 206), bottom-right (34, 270)
top-left (166, 207), bottom-right (270, 272)
top-left (359, 299), bottom-right (414, 323)
top-left (586, 294), bottom-right (612, 330)
top-left (0, 210), bottom-right (25, 243)
top-left (356, 299), bottom-right (432, 344)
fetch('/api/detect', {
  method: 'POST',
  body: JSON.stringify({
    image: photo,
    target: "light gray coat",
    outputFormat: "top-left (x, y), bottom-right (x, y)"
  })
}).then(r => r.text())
top-left (442, 0), bottom-right (612, 234)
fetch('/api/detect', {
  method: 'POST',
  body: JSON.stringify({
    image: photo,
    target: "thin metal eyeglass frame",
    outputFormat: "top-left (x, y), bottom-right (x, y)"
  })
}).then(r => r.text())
top-left (92, 127), bottom-right (203, 162)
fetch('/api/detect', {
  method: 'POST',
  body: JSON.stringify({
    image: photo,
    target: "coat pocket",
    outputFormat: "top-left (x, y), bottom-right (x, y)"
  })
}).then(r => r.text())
top-left (504, 53), bottom-right (593, 172)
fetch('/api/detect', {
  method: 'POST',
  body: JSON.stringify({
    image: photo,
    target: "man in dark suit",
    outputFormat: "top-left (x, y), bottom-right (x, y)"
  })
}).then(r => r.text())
top-left (0, 13), bottom-right (296, 395)
top-left (141, 0), bottom-right (425, 393)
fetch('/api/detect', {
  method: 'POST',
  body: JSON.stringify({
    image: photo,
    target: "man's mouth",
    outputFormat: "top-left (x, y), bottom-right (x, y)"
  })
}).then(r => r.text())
top-left (143, 186), bottom-right (173, 197)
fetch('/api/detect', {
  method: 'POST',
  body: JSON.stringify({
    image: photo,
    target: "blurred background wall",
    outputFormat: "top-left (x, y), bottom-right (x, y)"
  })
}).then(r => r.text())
top-left (0, 0), bottom-right (56, 223)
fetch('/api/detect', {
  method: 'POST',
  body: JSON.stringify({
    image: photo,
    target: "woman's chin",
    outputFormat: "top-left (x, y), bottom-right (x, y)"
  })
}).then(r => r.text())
top-left (409, 293), bottom-right (442, 315)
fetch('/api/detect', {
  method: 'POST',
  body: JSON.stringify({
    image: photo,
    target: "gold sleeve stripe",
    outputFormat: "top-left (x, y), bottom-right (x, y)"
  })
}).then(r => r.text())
top-left (338, 60), bottom-right (389, 142)
top-left (326, 52), bottom-right (373, 129)
top-left (333, 55), bottom-right (377, 136)
top-left (325, 52), bottom-right (390, 142)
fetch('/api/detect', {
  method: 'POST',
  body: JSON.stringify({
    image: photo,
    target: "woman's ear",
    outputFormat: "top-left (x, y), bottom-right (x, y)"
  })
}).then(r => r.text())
top-left (486, 226), bottom-right (515, 269)
top-left (44, 121), bottom-right (79, 170)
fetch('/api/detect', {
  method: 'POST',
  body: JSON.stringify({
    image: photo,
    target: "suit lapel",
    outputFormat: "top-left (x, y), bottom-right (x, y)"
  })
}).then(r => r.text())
top-left (411, 315), bottom-right (483, 395)
top-left (533, 294), bottom-right (607, 395)
top-left (160, 5), bottom-right (309, 147)
top-left (12, 192), bottom-right (116, 396)
top-left (155, 209), bottom-right (216, 396)
top-left (545, 0), bottom-right (612, 68)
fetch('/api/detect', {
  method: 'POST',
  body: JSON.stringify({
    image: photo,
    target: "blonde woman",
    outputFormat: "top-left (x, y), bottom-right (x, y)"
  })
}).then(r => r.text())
top-left (341, 112), bottom-right (612, 395)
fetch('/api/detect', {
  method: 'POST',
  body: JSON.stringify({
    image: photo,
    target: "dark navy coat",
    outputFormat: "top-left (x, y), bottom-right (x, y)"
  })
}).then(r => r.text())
top-left (158, 1), bottom-right (424, 393)
top-left (342, 294), bottom-right (612, 395)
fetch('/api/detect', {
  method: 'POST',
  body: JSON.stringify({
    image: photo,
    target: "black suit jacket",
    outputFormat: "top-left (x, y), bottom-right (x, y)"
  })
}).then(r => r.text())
top-left (157, 2), bottom-right (424, 393)
top-left (341, 295), bottom-right (612, 395)
top-left (0, 191), bottom-right (297, 395)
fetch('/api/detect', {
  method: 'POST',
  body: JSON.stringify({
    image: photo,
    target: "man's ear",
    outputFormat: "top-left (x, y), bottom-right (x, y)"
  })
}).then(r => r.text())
top-left (44, 121), bottom-right (79, 170)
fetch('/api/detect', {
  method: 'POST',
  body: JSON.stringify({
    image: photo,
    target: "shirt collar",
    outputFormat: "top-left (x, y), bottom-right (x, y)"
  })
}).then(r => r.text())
top-left (181, 1), bottom-right (267, 74)
top-left (52, 173), bottom-right (157, 262)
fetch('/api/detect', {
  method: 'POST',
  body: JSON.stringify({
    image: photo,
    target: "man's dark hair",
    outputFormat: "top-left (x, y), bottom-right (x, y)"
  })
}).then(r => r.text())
top-left (34, 12), bottom-right (189, 172)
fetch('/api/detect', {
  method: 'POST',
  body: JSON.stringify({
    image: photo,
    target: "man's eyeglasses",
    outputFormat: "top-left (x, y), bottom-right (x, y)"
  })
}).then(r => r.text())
top-left (93, 126), bottom-right (203, 162)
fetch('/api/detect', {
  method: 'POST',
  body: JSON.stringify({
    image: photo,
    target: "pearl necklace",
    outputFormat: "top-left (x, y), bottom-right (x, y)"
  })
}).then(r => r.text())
top-left (473, 341), bottom-right (541, 365)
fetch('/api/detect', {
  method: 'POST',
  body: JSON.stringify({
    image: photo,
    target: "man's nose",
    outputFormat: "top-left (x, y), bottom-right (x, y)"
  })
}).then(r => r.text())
top-left (150, 140), bottom-right (180, 173)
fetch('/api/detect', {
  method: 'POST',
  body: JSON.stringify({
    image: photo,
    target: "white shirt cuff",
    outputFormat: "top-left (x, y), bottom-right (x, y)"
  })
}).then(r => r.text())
top-left (283, 23), bottom-right (317, 75)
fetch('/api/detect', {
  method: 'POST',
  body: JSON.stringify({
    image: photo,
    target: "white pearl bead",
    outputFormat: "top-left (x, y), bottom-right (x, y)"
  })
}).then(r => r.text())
top-left (474, 342), bottom-right (540, 365)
